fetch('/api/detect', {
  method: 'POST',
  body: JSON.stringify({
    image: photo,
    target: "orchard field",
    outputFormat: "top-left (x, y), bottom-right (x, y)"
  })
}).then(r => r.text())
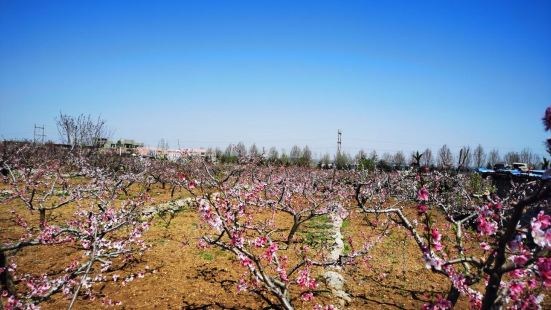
top-left (1, 140), bottom-right (549, 310)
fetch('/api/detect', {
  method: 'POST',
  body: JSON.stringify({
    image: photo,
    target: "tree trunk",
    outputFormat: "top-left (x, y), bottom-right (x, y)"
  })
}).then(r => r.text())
top-left (446, 285), bottom-right (460, 307)
top-left (481, 190), bottom-right (544, 309)
top-left (39, 208), bottom-right (46, 229)
top-left (0, 249), bottom-right (16, 296)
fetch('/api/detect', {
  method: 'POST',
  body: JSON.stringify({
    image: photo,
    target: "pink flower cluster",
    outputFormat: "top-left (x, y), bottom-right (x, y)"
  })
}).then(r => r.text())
top-left (431, 228), bottom-right (442, 252)
top-left (531, 211), bottom-right (551, 249)
top-left (296, 268), bottom-right (317, 290)
top-left (417, 188), bottom-right (429, 201)
top-left (536, 257), bottom-right (551, 287)
top-left (422, 295), bottom-right (452, 310)
top-left (476, 215), bottom-right (497, 236)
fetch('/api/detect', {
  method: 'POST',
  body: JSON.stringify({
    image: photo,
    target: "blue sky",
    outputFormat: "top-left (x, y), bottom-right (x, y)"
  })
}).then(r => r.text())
top-left (1, 0), bottom-right (550, 159)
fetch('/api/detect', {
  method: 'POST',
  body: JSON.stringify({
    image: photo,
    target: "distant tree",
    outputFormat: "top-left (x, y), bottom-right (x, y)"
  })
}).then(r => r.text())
top-left (368, 150), bottom-right (378, 162)
top-left (457, 146), bottom-right (471, 170)
top-left (289, 145), bottom-right (302, 166)
top-left (437, 144), bottom-right (453, 169)
top-left (214, 147), bottom-right (223, 161)
top-left (381, 152), bottom-right (393, 163)
top-left (504, 151), bottom-right (520, 164)
top-left (355, 150), bottom-right (367, 162)
top-left (235, 142), bottom-right (247, 157)
top-left (411, 151), bottom-right (423, 167)
top-left (249, 144), bottom-right (259, 157)
top-left (319, 153), bottom-right (331, 168)
top-left (487, 149), bottom-right (501, 167)
top-left (335, 151), bottom-right (351, 170)
top-left (473, 144), bottom-right (486, 168)
top-left (421, 148), bottom-right (433, 167)
top-left (267, 147), bottom-right (279, 164)
top-left (299, 145), bottom-right (312, 167)
top-left (542, 158), bottom-right (550, 170)
top-left (56, 112), bottom-right (108, 148)
top-left (279, 152), bottom-right (290, 166)
top-left (222, 144), bottom-right (238, 163)
top-left (519, 148), bottom-right (539, 166)
top-left (393, 151), bottom-right (406, 167)
top-left (158, 138), bottom-right (169, 151)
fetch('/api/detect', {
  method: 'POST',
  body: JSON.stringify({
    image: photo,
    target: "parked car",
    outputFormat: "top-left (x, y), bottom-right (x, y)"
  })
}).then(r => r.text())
top-left (493, 163), bottom-right (510, 171)
top-left (512, 162), bottom-right (529, 172)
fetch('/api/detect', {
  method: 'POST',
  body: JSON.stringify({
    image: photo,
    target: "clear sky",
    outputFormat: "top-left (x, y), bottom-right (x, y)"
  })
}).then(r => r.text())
top-left (1, 0), bottom-right (550, 159)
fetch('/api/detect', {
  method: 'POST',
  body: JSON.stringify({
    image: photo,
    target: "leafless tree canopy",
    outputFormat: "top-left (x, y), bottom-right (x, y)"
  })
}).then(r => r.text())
top-left (473, 144), bottom-right (485, 168)
top-left (504, 151), bottom-right (521, 164)
top-left (422, 148), bottom-right (433, 167)
top-left (457, 146), bottom-right (472, 169)
top-left (487, 149), bottom-right (501, 167)
top-left (437, 144), bottom-right (453, 168)
top-left (393, 151), bottom-right (406, 166)
top-left (56, 112), bottom-right (108, 148)
top-left (519, 148), bottom-right (540, 167)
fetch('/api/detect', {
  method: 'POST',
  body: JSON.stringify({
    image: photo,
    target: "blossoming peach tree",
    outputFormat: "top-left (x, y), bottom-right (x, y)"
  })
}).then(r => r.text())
top-left (186, 160), bottom-right (372, 310)
top-left (355, 108), bottom-right (551, 309)
top-left (0, 147), bottom-right (152, 309)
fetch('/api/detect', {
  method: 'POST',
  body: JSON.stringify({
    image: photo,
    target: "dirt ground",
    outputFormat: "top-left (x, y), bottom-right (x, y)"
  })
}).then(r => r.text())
top-left (1, 184), bottom-right (548, 309)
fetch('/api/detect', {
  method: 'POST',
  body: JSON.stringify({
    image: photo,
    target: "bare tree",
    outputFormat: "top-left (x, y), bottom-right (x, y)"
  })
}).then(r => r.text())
top-left (235, 142), bottom-right (247, 157)
top-left (56, 112), bottom-right (108, 148)
top-left (457, 146), bottom-right (471, 169)
top-left (368, 150), bottom-right (378, 161)
top-left (487, 149), bottom-right (501, 167)
top-left (355, 149), bottom-right (367, 162)
top-left (320, 153), bottom-right (331, 167)
top-left (289, 145), bottom-right (302, 165)
top-left (421, 148), bottom-right (433, 167)
top-left (158, 138), bottom-right (169, 150)
top-left (504, 151), bottom-right (520, 164)
top-left (300, 145), bottom-right (312, 167)
top-left (249, 144), bottom-right (259, 157)
top-left (381, 152), bottom-right (393, 163)
top-left (519, 148), bottom-right (540, 167)
top-left (267, 147), bottom-right (279, 163)
top-left (437, 144), bottom-right (453, 169)
top-left (393, 151), bottom-right (406, 166)
top-left (473, 144), bottom-right (486, 168)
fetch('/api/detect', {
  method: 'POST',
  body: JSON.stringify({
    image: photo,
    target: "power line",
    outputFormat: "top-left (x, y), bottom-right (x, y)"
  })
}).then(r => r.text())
top-left (33, 124), bottom-right (45, 144)
top-left (337, 129), bottom-right (342, 154)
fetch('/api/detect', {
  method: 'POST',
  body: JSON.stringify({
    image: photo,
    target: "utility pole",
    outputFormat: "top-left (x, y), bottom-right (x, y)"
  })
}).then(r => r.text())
top-left (337, 129), bottom-right (342, 154)
top-left (33, 124), bottom-right (45, 144)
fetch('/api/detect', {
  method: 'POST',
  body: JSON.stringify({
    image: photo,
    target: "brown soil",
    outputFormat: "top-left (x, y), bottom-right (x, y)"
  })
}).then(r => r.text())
top-left (1, 183), bottom-right (549, 309)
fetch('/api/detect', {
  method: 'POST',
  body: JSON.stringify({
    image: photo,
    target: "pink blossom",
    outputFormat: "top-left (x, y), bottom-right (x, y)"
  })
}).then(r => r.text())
top-left (423, 253), bottom-right (442, 270)
top-left (431, 228), bottom-right (442, 252)
top-left (239, 255), bottom-right (253, 268)
top-left (297, 268), bottom-right (317, 290)
top-left (508, 281), bottom-right (525, 302)
top-left (480, 242), bottom-right (491, 251)
top-left (510, 269), bottom-right (525, 279)
top-left (301, 292), bottom-right (314, 301)
top-left (417, 188), bottom-right (429, 201)
top-left (237, 278), bottom-right (248, 292)
top-left (422, 295), bottom-right (452, 310)
top-left (314, 305), bottom-right (336, 310)
top-left (417, 204), bottom-right (428, 215)
top-left (531, 212), bottom-right (551, 249)
top-left (264, 243), bottom-right (278, 261)
top-left (253, 236), bottom-right (267, 248)
top-left (536, 257), bottom-right (551, 287)
top-left (477, 216), bottom-right (497, 236)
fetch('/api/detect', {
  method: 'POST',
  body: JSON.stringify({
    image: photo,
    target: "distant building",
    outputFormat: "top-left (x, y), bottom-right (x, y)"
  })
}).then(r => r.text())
top-left (97, 138), bottom-right (144, 155)
top-left (135, 147), bottom-right (208, 160)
